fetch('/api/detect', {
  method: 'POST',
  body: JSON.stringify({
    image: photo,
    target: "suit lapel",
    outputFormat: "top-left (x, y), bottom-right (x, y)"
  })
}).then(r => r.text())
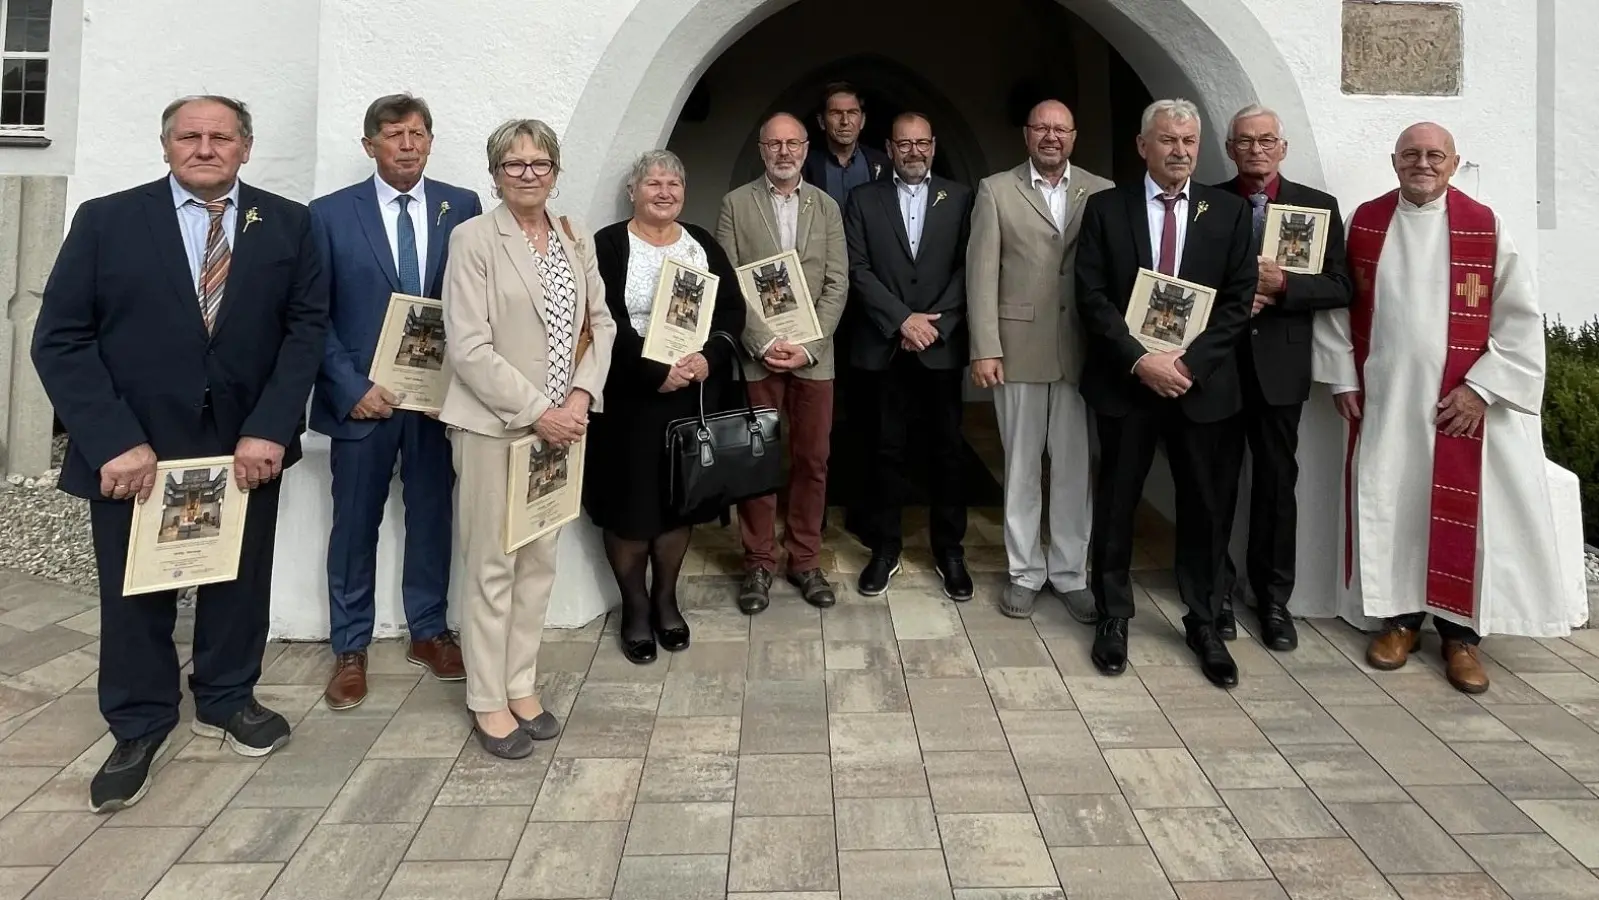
top-left (1178, 183), bottom-right (1206, 278)
top-left (495, 205), bottom-right (547, 325)
top-left (143, 181), bottom-right (210, 341)
top-left (877, 181), bottom-right (914, 260)
top-left (211, 183), bottom-right (262, 335)
top-left (750, 181), bottom-right (780, 250)
top-left (1014, 169), bottom-right (1059, 233)
top-left (423, 182), bottom-right (447, 296)
top-left (356, 176), bottom-right (402, 292)
top-left (795, 184), bottom-right (816, 255)
top-left (1061, 176), bottom-right (1090, 245)
top-left (1123, 186), bottom-right (1154, 271)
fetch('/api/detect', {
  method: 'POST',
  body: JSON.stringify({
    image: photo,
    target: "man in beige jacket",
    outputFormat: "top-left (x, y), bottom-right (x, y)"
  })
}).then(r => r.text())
top-left (716, 111), bottom-right (849, 614)
top-left (967, 99), bottom-right (1113, 620)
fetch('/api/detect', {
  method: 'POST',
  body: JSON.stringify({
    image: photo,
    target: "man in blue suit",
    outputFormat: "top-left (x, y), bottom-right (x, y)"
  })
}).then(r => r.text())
top-left (309, 94), bottom-right (483, 710)
top-left (33, 94), bottom-right (329, 812)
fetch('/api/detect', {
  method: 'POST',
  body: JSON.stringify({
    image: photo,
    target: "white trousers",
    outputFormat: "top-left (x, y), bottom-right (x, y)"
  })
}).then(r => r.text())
top-left (992, 380), bottom-right (1093, 592)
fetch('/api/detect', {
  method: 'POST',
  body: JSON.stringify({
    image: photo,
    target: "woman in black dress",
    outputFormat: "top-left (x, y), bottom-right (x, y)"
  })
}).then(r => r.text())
top-left (585, 150), bottom-right (747, 664)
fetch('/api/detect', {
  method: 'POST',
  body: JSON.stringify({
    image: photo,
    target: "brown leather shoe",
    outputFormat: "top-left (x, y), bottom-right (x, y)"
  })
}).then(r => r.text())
top-left (408, 632), bottom-right (466, 681)
top-left (1442, 640), bottom-right (1490, 694)
top-left (1366, 626), bottom-right (1421, 671)
top-left (324, 651), bottom-right (368, 710)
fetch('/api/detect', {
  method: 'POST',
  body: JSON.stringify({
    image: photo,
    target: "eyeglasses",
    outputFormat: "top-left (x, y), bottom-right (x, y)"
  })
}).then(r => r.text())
top-left (892, 139), bottom-right (934, 153)
top-left (1230, 136), bottom-right (1281, 151)
top-left (498, 159), bottom-right (557, 178)
top-left (1027, 125), bottom-right (1076, 138)
top-left (759, 139), bottom-right (808, 152)
top-left (1397, 149), bottom-right (1451, 165)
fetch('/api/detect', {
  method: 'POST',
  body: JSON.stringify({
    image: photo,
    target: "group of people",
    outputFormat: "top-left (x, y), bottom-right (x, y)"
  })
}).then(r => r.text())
top-left (29, 81), bottom-right (1566, 814)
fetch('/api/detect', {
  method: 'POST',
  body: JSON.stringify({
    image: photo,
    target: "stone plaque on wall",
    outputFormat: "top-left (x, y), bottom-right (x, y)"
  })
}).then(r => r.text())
top-left (1341, 1), bottom-right (1463, 96)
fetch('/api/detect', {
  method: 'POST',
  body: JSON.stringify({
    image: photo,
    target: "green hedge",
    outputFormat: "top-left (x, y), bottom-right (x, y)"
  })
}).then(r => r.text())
top-left (1542, 317), bottom-right (1599, 545)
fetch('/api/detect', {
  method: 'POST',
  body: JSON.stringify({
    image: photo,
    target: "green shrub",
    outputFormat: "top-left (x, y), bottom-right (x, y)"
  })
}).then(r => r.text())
top-left (1542, 316), bottom-right (1599, 545)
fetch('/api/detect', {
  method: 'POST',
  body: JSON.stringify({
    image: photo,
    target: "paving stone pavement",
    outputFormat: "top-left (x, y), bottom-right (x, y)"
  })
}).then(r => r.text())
top-left (4, 554), bottom-right (1599, 899)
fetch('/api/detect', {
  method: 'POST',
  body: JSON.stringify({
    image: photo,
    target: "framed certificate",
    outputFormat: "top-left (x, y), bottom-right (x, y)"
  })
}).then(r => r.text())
top-left (123, 456), bottom-right (250, 596)
top-left (504, 434), bottom-right (585, 554)
top-left (368, 293), bottom-right (449, 413)
top-left (734, 249), bottom-right (823, 345)
top-left (642, 259), bottom-right (719, 366)
top-left (1125, 268), bottom-right (1218, 353)
top-left (1260, 203), bottom-right (1332, 274)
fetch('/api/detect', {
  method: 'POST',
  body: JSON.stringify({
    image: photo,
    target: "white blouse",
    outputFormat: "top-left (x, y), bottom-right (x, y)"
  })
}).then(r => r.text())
top-left (624, 228), bottom-right (709, 335)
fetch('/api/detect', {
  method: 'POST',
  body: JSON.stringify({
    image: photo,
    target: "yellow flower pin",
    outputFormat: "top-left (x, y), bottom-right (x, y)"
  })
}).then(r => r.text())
top-left (1195, 201), bottom-right (1209, 220)
top-left (243, 207), bottom-right (262, 233)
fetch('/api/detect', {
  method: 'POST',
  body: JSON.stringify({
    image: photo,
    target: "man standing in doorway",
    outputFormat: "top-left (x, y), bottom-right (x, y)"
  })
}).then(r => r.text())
top-left (842, 112), bottom-right (975, 599)
top-left (1210, 103), bottom-right (1351, 652)
top-left (966, 99), bottom-right (1113, 619)
top-left (309, 94), bottom-right (484, 710)
top-left (716, 112), bottom-right (850, 614)
top-left (803, 82), bottom-right (891, 208)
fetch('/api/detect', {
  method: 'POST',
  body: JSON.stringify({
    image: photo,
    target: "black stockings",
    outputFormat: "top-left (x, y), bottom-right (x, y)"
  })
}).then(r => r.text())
top-left (603, 527), bottom-right (692, 642)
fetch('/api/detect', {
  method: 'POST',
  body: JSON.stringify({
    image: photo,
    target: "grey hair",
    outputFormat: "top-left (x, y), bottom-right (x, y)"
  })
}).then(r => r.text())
top-left (1140, 98), bottom-right (1202, 135)
top-left (1229, 104), bottom-right (1285, 140)
top-left (627, 150), bottom-right (687, 194)
top-left (161, 95), bottom-right (253, 141)
top-left (485, 118), bottom-right (562, 175)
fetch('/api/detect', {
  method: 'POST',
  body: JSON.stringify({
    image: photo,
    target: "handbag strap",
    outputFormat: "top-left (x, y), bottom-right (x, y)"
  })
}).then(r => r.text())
top-left (697, 331), bottom-right (760, 427)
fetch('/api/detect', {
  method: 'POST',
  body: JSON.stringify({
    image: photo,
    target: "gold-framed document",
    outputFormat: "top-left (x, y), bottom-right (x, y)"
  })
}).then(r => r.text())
top-left (504, 435), bottom-right (585, 554)
top-left (1125, 268), bottom-right (1218, 353)
top-left (368, 293), bottom-right (448, 413)
top-left (1260, 203), bottom-right (1331, 274)
top-left (734, 249), bottom-right (823, 345)
top-left (123, 456), bottom-right (250, 596)
top-left (641, 258), bottom-right (719, 365)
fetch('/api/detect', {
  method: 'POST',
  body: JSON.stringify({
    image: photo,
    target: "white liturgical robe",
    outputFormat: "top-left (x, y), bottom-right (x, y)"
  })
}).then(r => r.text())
top-left (1311, 192), bottom-right (1571, 637)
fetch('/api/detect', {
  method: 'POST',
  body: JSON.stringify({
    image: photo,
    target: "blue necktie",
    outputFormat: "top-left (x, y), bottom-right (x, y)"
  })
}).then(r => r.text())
top-left (396, 194), bottom-right (421, 295)
top-left (1249, 192), bottom-right (1268, 248)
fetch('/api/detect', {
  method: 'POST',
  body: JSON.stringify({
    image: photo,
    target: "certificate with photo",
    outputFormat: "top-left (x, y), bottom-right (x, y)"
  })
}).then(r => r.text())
top-left (1125, 268), bottom-right (1218, 353)
top-left (504, 434), bottom-right (586, 554)
top-left (368, 293), bottom-right (449, 413)
top-left (734, 249), bottom-right (823, 345)
top-left (123, 456), bottom-right (250, 596)
top-left (1260, 203), bottom-right (1332, 274)
top-left (642, 258), bottom-right (719, 366)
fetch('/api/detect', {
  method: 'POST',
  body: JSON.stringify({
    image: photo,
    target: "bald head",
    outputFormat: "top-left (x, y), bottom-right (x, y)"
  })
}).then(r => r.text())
top-left (1391, 121), bottom-right (1459, 205)
top-left (1024, 99), bottom-right (1077, 178)
top-left (760, 112), bottom-right (806, 142)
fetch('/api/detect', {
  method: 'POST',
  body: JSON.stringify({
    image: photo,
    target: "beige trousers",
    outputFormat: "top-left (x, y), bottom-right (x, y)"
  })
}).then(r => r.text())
top-left (449, 428), bottom-right (560, 712)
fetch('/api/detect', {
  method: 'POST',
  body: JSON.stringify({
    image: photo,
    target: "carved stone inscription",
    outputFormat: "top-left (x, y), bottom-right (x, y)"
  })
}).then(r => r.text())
top-left (1342, 1), bottom-right (1463, 96)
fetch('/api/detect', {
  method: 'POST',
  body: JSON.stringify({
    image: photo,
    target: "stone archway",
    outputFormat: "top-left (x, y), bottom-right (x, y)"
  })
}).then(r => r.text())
top-left (560, 0), bottom-right (1327, 227)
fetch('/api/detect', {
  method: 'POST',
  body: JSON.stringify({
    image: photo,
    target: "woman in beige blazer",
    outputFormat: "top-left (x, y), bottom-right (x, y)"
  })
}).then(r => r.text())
top-left (439, 119), bottom-right (616, 759)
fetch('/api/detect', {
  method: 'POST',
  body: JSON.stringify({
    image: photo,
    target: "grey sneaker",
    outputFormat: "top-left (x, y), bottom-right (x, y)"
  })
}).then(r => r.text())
top-left (1000, 583), bottom-right (1039, 618)
top-left (1055, 587), bottom-right (1099, 624)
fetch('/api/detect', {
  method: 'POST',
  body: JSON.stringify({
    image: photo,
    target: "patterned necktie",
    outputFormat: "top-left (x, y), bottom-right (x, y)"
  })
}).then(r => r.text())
top-left (1249, 191), bottom-right (1268, 248)
top-left (396, 194), bottom-right (421, 296)
top-left (1157, 193), bottom-right (1184, 276)
top-left (197, 199), bottom-right (231, 333)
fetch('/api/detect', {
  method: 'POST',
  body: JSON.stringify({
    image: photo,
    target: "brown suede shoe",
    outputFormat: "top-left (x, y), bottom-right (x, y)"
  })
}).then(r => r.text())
top-left (1366, 626), bottom-right (1421, 671)
top-left (1442, 640), bottom-right (1490, 694)
top-left (324, 651), bottom-right (368, 711)
top-left (408, 632), bottom-right (466, 681)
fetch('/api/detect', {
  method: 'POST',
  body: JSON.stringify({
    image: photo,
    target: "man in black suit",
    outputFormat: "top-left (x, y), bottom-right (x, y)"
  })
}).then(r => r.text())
top-left (1075, 98), bottom-right (1256, 687)
top-left (32, 95), bottom-right (329, 812)
top-left (1210, 104), bottom-right (1352, 652)
top-left (842, 111), bottom-right (975, 601)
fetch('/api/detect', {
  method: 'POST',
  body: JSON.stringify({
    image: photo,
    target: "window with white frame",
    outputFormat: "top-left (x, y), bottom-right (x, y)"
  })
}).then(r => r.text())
top-left (1, 0), bottom-right (51, 135)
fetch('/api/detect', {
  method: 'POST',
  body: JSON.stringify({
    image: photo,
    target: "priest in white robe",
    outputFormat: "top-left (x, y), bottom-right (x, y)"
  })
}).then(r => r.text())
top-left (1311, 122), bottom-right (1567, 695)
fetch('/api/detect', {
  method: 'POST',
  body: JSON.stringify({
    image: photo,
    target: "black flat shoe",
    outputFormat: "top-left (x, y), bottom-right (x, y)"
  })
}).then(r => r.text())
top-left (655, 614), bottom-right (691, 652)
top-left (1092, 617), bottom-right (1129, 676)
top-left (1187, 625), bottom-right (1239, 688)
top-left (619, 614), bottom-right (657, 664)
top-left (935, 555), bottom-right (974, 602)
top-left (1257, 602), bottom-right (1298, 652)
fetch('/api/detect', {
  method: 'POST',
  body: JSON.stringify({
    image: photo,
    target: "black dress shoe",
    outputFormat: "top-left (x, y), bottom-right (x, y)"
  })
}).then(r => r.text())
top-left (1257, 602), bottom-right (1298, 652)
top-left (1186, 625), bottom-right (1239, 688)
top-left (857, 554), bottom-right (900, 596)
top-left (788, 568), bottom-right (837, 608)
top-left (1215, 605), bottom-right (1237, 641)
top-left (1092, 617), bottom-right (1129, 676)
top-left (935, 555), bottom-right (973, 602)
top-left (655, 612), bottom-right (691, 653)
top-left (619, 629), bottom-right (657, 664)
top-left (739, 569), bottom-right (772, 615)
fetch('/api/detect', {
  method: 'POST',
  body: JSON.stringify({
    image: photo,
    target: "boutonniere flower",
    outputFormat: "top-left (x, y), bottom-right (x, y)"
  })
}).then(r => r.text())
top-left (243, 207), bottom-right (262, 233)
top-left (933, 189), bottom-right (948, 207)
top-left (1073, 186), bottom-right (1087, 203)
top-left (1195, 201), bottom-right (1210, 220)
top-left (436, 200), bottom-right (450, 225)
top-left (802, 194), bottom-right (814, 211)
top-left (872, 163), bottom-right (882, 178)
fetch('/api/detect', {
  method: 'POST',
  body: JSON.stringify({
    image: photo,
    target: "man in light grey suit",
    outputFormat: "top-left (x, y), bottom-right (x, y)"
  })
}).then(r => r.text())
top-left (967, 99), bottom-right (1114, 620)
top-left (715, 111), bottom-right (849, 615)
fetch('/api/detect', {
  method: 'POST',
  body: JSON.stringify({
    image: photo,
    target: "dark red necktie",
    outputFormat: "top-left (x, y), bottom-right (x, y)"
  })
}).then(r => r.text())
top-left (1158, 193), bottom-right (1184, 276)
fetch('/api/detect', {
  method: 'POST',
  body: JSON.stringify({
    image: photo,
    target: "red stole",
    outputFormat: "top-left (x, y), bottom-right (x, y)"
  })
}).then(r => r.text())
top-left (1343, 186), bottom-right (1497, 618)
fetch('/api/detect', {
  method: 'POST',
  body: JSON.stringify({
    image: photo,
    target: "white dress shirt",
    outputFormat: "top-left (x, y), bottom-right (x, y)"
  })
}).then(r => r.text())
top-left (1144, 172), bottom-right (1190, 274)
top-left (1030, 160), bottom-right (1071, 232)
top-left (170, 174), bottom-right (240, 292)
top-left (375, 175), bottom-right (430, 286)
top-left (895, 172), bottom-right (931, 257)
top-left (766, 178), bottom-right (800, 251)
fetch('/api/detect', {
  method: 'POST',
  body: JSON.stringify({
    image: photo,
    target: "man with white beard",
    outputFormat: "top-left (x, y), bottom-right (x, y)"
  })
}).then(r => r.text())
top-left (1313, 121), bottom-right (1567, 694)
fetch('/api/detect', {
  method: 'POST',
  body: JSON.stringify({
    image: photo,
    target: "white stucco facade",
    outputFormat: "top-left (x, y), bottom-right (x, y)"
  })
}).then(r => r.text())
top-left (1, 0), bottom-right (1592, 635)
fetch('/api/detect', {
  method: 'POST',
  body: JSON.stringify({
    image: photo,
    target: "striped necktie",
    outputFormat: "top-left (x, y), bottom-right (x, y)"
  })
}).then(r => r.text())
top-left (197, 199), bottom-right (231, 333)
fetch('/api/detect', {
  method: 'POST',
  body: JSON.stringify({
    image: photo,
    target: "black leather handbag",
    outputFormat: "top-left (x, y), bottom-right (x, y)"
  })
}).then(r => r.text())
top-left (664, 332), bottom-right (783, 517)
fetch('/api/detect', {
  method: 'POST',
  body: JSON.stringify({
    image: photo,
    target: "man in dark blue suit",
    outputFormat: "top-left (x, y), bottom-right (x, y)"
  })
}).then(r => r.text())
top-left (32, 95), bottom-right (329, 812)
top-left (309, 94), bottom-right (482, 710)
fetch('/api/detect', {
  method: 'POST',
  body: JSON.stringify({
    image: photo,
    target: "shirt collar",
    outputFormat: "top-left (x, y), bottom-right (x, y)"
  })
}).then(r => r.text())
top-left (1144, 172), bottom-right (1191, 201)
top-left (765, 176), bottom-right (803, 200)
top-left (170, 173), bottom-right (241, 210)
top-left (1226, 173), bottom-right (1281, 201)
top-left (893, 172), bottom-right (931, 194)
top-left (1029, 159), bottom-right (1072, 190)
top-left (375, 174), bottom-right (427, 208)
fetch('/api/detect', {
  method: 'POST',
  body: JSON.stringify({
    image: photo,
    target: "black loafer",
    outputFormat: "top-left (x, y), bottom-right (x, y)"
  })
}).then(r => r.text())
top-left (619, 620), bottom-right (657, 664)
top-left (1092, 617), bottom-right (1129, 676)
top-left (935, 555), bottom-right (974, 602)
top-left (1187, 625), bottom-right (1239, 688)
top-left (857, 555), bottom-right (900, 596)
top-left (656, 617), bottom-right (691, 652)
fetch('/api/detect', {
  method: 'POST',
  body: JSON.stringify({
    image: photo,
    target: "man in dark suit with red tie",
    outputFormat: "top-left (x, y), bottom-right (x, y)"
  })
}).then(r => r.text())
top-left (1074, 98), bottom-right (1257, 687)
top-left (32, 95), bottom-right (328, 812)
top-left (1210, 104), bottom-right (1352, 652)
